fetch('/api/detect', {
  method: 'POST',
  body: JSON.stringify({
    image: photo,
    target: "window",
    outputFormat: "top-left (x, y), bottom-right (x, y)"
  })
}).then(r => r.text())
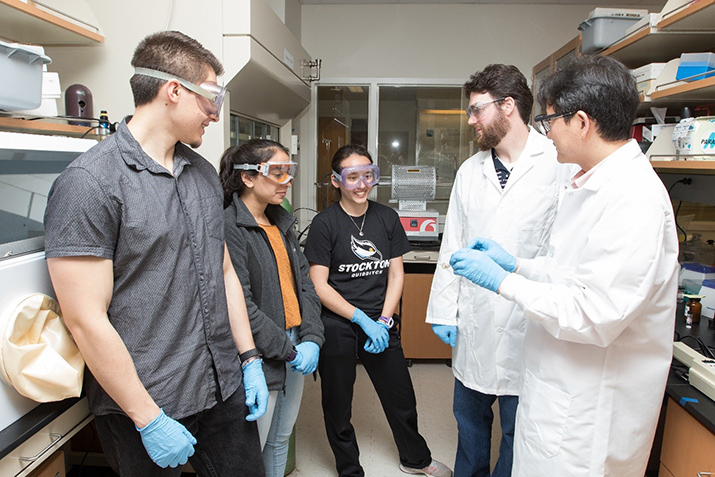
top-left (229, 114), bottom-right (280, 147)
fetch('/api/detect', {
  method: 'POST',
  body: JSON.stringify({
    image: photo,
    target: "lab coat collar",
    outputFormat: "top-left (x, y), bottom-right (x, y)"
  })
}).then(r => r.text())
top-left (573, 139), bottom-right (642, 192)
top-left (482, 127), bottom-right (545, 192)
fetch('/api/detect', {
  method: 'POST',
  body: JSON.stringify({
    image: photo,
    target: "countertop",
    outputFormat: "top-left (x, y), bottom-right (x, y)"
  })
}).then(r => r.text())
top-left (667, 305), bottom-right (715, 434)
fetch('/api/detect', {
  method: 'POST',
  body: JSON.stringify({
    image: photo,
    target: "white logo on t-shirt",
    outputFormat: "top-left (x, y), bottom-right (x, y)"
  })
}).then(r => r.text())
top-left (350, 235), bottom-right (383, 261)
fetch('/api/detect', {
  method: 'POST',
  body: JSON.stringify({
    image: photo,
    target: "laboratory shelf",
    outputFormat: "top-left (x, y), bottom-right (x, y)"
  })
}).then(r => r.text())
top-left (0, 117), bottom-right (98, 138)
top-left (651, 76), bottom-right (715, 102)
top-left (0, 0), bottom-right (103, 45)
top-left (650, 160), bottom-right (715, 175)
top-left (603, 28), bottom-right (715, 69)
top-left (658, 0), bottom-right (715, 31)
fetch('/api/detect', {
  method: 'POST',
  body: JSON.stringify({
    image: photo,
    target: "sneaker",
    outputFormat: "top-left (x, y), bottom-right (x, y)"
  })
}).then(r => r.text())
top-left (399, 459), bottom-right (453, 477)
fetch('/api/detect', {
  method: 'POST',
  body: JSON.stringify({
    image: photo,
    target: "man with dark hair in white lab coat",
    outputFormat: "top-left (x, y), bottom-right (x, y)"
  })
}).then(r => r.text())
top-left (449, 55), bottom-right (678, 476)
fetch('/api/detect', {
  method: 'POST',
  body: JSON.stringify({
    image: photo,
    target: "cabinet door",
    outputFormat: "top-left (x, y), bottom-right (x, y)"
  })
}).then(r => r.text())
top-left (401, 274), bottom-right (452, 359)
top-left (660, 398), bottom-right (715, 476)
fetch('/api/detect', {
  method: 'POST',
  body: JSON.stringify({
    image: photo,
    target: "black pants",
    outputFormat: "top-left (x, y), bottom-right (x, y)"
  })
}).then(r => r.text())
top-left (318, 314), bottom-right (432, 477)
top-left (94, 384), bottom-right (265, 477)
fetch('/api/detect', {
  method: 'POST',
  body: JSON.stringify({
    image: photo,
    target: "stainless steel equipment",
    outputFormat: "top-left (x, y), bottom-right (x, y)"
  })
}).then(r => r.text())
top-left (391, 165), bottom-right (439, 241)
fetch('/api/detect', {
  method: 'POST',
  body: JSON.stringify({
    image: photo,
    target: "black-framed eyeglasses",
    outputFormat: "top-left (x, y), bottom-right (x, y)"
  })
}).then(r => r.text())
top-left (464, 97), bottom-right (506, 119)
top-left (534, 111), bottom-right (575, 134)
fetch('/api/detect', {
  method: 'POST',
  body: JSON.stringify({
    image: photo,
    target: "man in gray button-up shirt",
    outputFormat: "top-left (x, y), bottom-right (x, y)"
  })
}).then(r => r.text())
top-left (44, 31), bottom-right (268, 476)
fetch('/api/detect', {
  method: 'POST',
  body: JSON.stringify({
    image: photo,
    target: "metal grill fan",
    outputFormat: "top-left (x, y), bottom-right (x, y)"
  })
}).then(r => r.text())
top-left (391, 165), bottom-right (439, 240)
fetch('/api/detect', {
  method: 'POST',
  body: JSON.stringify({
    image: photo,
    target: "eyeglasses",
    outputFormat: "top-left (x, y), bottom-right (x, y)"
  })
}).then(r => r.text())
top-left (234, 161), bottom-right (298, 184)
top-left (134, 67), bottom-right (227, 118)
top-left (534, 111), bottom-right (575, 135)
top-left (464, 98), bottom-right (506, 119)
top-left (332, 164), bottom-right (380, 189)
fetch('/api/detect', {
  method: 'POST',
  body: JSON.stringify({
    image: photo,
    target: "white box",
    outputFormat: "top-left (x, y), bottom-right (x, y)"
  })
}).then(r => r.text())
top-left (680, 262), bottom-right (715, 293)
top-left (632, 63), bottom-right (666, 82)
top-left (16, 71), bottom-right (61, 117)
top-left (0, 40), bottom-right (52, 111)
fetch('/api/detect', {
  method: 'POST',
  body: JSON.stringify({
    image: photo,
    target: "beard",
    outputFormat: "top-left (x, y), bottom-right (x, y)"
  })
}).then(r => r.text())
top-left (477, 109), bottom-right (510, 151)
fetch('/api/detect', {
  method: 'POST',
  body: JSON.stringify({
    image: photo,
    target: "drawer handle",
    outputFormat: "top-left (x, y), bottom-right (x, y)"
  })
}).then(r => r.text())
top-left (697, 473), bottom-right (712, 477)
top-left (18, 432), bottom-right (62, 463)
top-left (413, 254), bottom-right (433, 260)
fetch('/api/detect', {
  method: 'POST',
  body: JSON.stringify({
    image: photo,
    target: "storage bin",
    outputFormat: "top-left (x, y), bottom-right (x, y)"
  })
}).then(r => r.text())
top-left (579, 9), bottom-right (647, 54)
top-left (0, 40), bottom-right (52, 111)
top-left (676, 52), bottom-right (715, 81)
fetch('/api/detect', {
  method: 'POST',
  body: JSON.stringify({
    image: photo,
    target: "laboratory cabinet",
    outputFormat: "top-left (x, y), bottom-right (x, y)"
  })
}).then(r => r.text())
top-left (659, 398), bottom-right (715, 476)
top-left (401, 255), bottom-right (452, 361)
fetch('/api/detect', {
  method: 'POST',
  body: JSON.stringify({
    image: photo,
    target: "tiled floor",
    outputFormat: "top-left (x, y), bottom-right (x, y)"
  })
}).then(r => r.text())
top-left (290, 361), bottom-right (502, 476)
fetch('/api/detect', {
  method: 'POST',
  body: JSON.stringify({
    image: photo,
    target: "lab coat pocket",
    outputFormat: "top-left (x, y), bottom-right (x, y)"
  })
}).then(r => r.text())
top-left (520, 369), bottom-right (572, 458)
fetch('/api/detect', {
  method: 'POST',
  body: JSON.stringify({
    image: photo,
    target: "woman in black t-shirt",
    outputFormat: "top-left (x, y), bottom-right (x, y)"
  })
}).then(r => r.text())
top-left (304, 145), bottom-right (452, 477)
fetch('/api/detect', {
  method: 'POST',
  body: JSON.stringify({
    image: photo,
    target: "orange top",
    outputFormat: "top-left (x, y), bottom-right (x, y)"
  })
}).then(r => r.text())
top-left (259, 224), bottom-right (302, 329)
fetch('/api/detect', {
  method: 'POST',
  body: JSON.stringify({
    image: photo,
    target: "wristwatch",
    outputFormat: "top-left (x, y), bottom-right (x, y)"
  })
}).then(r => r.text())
top-left (378, 315), bottom-right (394, 329)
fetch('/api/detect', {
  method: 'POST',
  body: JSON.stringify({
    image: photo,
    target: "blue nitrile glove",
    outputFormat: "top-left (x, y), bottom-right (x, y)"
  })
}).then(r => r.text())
top-left (364, 324), bottom-right (390, 354)
top-left (351, 308), bottom-right (389, 354)
top-left (467, 237), bottom-right (517, 272)
top-left (136, 409), bottom-right (196, 468)
top-left (450, 249), bottom-right (509, 293)
top-left (293, 341), bottom-right (320, 375)
top-left (432, 324), bottom-right (458, 347)
top-left (242, 359), bottom-right (269, 421)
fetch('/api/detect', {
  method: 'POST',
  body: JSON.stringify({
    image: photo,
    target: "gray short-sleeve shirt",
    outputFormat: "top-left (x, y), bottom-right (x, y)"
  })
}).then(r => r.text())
top-left (44, 118), bottom-right (241, 419)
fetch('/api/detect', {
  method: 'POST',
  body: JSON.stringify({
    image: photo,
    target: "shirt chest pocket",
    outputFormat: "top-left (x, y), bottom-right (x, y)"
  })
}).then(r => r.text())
top-left (201, 195), bottom-right (224, 240)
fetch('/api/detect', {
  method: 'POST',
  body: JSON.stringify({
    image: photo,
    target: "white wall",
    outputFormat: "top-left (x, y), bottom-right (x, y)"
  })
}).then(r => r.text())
top-left (45, 0), bottom-right (226, 168)
top-left (302, 4), bottom-right (661, 81)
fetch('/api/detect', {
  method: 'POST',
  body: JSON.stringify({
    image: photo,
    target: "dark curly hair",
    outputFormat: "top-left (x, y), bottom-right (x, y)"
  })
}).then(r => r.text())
top-left (219, 139), bottom-right (290, 208)
top-left (463, 64), bottom-right (533, 125)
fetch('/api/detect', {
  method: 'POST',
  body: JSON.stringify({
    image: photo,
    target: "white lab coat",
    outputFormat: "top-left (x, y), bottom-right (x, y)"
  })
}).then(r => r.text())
top-left (426, 128), bottom-right (571, 395)
top-left (500, 140), bottom-right (678, 476)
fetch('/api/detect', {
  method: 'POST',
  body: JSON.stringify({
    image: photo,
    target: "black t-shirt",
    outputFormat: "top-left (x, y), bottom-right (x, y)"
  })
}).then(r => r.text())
top-left (304, 200), bottom-right (411, 319)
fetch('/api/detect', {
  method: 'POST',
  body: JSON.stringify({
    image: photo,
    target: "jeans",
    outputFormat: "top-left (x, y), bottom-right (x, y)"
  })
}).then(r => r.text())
top-left (319, 314), bottom-right (432, 477)
top-left (258, 328), bottom-right (305, 477)
top-left (94, 384), bottom-right (264, 477)
top-left (453, 378), bottom-right (518, 477)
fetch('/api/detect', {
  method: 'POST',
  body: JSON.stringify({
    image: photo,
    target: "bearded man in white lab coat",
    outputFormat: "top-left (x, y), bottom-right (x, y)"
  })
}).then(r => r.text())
top-left (449, 55), bottom-right (678, 476)
top-left (426, 64), bottom-right (571, 477)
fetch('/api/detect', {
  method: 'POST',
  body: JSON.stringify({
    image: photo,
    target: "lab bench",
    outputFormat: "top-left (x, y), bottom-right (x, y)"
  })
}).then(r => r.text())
top-left (0, 397), bottom-right (91, 476)
top-left (658, 311), bottom-right (715, 477)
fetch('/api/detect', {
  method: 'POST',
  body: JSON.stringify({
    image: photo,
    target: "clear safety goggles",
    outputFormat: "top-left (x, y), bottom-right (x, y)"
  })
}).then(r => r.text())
top-left (332, 164), bottom-right (380, 189)
top-left (134, 67), bottom-right (227, 118)
top-left (234, 161), bottom-right (298, 184)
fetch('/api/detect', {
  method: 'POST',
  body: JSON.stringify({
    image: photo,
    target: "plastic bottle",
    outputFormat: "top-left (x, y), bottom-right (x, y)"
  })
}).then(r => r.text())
top-left (98, 110), bottom-right (110, 141)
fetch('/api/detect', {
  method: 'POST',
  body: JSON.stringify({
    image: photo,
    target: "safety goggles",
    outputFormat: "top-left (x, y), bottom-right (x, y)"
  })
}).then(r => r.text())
top-left (134, 67), bottom-right (227, 118)
top-left (464, 97), bottom-right (506, 119)
top-left (534, 111), bottom-right (575, 135)
top-left (234, 161), bottom-right (298, 184)
top-left (332, 164), bottom-right (380, 189)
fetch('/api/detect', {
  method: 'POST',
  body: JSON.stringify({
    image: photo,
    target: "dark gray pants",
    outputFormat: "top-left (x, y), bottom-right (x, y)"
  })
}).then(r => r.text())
top-left (94, 384), bottom-right (265, 477)
top-left (318, 314), bottom-right (432, 477)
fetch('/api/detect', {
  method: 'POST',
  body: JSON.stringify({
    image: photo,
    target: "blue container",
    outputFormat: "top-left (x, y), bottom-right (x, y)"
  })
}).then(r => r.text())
top-left (676, 53), bottom-right (715, 81)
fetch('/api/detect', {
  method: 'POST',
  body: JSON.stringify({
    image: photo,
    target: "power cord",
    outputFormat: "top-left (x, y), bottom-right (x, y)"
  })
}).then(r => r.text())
top-left (667, 178), bottom-right (692, 243)
top-left (678, 334), bottom-right (715, 360)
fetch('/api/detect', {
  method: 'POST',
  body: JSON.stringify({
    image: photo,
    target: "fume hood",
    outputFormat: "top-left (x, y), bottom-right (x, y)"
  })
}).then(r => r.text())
top-left (222, 0), bottom-right (314, 125)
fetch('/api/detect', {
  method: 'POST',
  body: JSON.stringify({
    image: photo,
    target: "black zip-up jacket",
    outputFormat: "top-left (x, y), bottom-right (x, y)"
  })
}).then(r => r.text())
top-left (224, 194), bottom-right (324, 390)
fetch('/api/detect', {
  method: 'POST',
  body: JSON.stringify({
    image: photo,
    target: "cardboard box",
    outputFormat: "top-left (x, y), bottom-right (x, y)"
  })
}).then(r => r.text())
top-left (28, 449), bottom-right (65, 477)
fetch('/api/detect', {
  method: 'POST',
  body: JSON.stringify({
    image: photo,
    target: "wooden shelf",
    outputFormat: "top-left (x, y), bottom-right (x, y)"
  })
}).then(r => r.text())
top-left (658, 0), bottom-right (715, 31)
top-left (651, 160), bottom-right (715, 174)
top-left (0, 0), bottom-right (103, 45)
top-left (603, 27), bottom-right (715, 68)
top-left (0, 117), bottom-right (98, 138)
top-left (651, 76), bottom-right (715, 102)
